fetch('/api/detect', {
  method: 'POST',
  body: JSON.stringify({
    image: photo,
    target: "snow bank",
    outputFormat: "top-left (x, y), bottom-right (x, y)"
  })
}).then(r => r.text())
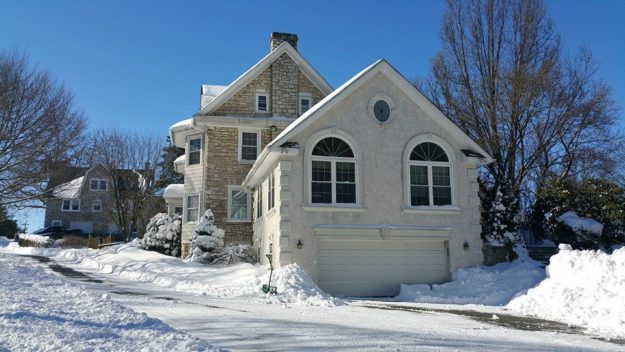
top-left (557, 211), bottom-right (603, 235)
top-left (396, 247), bottom-right (545, 305)
top-left (18, 233), bottom-right (52, 245)
top-left (0, 236), bottom-right (9, 247)
top-left (0, 254), bottom-right (214, 351)
top-left (508, 245), bottom-right (625, 338)
top-left (26, 241), bottom-right (341, 307)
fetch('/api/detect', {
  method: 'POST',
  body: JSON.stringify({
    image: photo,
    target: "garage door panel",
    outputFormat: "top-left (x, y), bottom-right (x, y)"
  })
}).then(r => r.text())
top-left (317, 238), bottom-right (449, 297)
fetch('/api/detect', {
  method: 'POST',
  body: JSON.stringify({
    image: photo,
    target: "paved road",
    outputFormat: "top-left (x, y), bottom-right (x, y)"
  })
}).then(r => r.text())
top-left (20, 254), bottom-right (624, 352)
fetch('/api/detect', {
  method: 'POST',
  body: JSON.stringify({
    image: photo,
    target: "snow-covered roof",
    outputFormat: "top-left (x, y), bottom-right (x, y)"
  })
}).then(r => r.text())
top-left (162, 184), bottom-right (184, 200)
top-left (168, 118), bottom-right (200, 148)
top-left (557, 211), bottom-right (604, 235)
top-left (52, 176), bottom-right (84, 199)
top-left (201, 85), bottom-right (227, 97)
top-left (174, 155), bottom-right (185, 173)
top-left (196, 42), bottom-right (333, 116)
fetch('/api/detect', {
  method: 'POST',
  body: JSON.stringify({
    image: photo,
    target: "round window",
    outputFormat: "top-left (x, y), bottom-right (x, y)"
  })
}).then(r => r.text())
top-left (373, 100), bottom-right (391, 122)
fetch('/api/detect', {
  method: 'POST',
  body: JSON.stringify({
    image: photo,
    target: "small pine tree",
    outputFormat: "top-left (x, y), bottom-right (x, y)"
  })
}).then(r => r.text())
top-left (481, 180), bottom-right (520, 246)
top-left (0, 205), bottom-right (19, 239)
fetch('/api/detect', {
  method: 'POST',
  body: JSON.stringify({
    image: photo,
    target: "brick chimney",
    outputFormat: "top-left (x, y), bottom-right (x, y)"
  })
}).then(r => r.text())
top-left (270, 32), bottom-right (298, 51)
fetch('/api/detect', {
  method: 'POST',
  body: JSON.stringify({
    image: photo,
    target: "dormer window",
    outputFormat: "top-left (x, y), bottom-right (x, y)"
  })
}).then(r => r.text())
top-left (90, 179), bottom-right (107, 191)
top-left (256, 90), bottom-right (268, 112)
top-left (299, 93), bottom-right (312, 114)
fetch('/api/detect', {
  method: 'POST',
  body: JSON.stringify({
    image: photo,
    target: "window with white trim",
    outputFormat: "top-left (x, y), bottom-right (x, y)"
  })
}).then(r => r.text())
top-left (256, 183), bottom-right (264, 218)
top-left (256, 90), bottom-right (268, 112)
top-left (90, 178), bottom-right (107, 191)
top-left (239, 130), bottom-right (259, 162)
top-left (188, 137), bottom-right (201, 165)
top-left (92, 199), bottom-right (102, 212)
top-left (268, 170), bottom-right (275, 210)
top-left (310, 137), bottom-right (357, 204)
top-left (51, 220), bottom-right (62, 227)
top-left (61, 199), bottom-right (80, 212)
top-left (186, 195), bottom-right (199, 222)
top-left (173, 206), bottom-right (183, 216)
top-left (228, 186), bottom-right (250, 222)
top-left (299, 93), bottom-right (312, 115)
top-left (407, 142), bottom-right (452, 206)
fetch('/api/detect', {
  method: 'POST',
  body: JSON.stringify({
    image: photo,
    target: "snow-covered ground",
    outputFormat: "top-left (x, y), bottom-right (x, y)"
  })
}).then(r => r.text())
top-left (0, 253), bottom-right (215, 351)
top-left (2, 240), bottom-right (624, 350)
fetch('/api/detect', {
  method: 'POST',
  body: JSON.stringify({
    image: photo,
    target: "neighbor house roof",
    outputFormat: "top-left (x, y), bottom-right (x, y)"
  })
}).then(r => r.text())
top-left (243, 59), bottom-right (495, 188)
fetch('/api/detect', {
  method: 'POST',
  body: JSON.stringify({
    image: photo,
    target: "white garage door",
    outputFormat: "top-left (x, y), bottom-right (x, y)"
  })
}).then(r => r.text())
top-left (69, 221), bottom-right (93, 234)
top-left (317, 238), bottom-right (450, 297)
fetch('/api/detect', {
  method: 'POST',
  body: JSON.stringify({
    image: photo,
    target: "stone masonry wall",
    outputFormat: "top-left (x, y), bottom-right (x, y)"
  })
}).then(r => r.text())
top-left (212, 68), bottom-right (272, 117)
top-left (298, 70), bottom-right (325, 108)
top-left (271, 54), bottom-right (299, 118)
top-left (204, 127), bottom-right (273, 243)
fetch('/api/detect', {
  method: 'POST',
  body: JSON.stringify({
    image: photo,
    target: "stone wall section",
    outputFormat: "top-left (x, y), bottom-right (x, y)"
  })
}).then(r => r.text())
top-left (298, 70), bottom-right (325, 109)
top-left (271, 54), bottom-right (299, 118)
top-left (212, 68), bottom-right (272, 117)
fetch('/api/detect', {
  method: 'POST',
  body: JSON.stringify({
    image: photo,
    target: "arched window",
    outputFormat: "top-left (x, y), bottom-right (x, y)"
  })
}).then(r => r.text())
top-left (407, 141), bottom-right (452, 206)
top-left (310, 137), bottom-right (357, 204)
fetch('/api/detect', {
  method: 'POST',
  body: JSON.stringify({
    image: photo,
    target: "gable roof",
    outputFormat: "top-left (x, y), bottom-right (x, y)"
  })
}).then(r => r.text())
top-left (267, 59), bottom-right (493, 162)
top-left (196, 42), bottom-right (333, 116)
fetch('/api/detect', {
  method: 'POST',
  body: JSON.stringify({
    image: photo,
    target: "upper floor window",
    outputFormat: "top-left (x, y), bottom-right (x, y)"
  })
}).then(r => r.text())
top-left (239, 129), bottom-right (259, 162)
top-left (188, 137), bottom-right (202, 165)
top-left (62, 199), bottom-right (80, 212)
top-left (256, 90), bottom-right (268, 112)
top-left (407, 141), bottom-right (452, 206)
top-left (228, 186), bottom-right (250, 222)
top-left (92, 199), bottom-right (102, 212)
top-left (299, 93), bottom-right (312, 115)
top-left (90, 179), bottom-right (107, 191)
top-left (310, 137), bottom-right (357, 204)
top-left (186, 194), bottom-right (199, 222)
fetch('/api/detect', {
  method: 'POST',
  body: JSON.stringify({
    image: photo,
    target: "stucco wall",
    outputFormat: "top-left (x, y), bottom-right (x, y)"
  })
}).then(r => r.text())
top-left (254, 71), bottom-right (484, 281)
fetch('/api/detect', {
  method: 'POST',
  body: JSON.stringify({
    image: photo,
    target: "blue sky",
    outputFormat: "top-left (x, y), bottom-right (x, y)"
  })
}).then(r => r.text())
top-left (1, 0), bottom-right (623, 230)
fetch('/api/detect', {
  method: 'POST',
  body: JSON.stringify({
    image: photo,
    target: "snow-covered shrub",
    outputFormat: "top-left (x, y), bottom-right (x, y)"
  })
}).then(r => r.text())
top-left (141, 213), bottom-right (181, 257)
top-left (188, 210), bottom-right (255, 264)
top-left (551, 211), bottom-right (603, 250)
top-left (481, 182), bottom-right (520, 247)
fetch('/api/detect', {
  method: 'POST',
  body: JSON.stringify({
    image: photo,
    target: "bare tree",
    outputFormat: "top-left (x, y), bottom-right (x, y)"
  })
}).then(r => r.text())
top-left (91, 129), bottom-right (164, 242)
top-left (423, 0), bottom-right (620, 242)
top-left (0, 51), bottom-right (86, 208)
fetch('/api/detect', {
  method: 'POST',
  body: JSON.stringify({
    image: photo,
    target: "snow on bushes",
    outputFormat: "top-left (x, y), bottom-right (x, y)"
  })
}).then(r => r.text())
top-left (552, 211), bottom-right (604, 250)
top-left (142, 213), bottom-right (182, 257)
top-left (508, 245), bottom-right (625, 338)
top-left (188, 209), bottom-right (254, 264)
top-left (396, 246), bottom-right (545, 305)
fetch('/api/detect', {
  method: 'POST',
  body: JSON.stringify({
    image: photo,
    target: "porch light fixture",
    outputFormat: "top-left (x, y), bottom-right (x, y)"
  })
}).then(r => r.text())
top-left (270, 125), bottom-right (278, 133)
top-left (296, 239), bottom-right (303, 249)
top-left (463, 241), bottom-right (470, 250)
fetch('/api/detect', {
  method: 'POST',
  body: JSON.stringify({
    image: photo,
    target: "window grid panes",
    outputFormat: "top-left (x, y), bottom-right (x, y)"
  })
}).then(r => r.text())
top-left (188, 138), bottom-right (201, 165)
top-left (410, 165), bottom-right (429, 206)
top-left (230, 189), bottom-right (248, 220)
top-left (408, 142), bottom-right (452, 206)
top-left (311, 160), bottom-right (332, 203)
top-left (92, 200), bottom-right (102, 212)
top-left (310, 137), bottom-right (357, 205)
top-left (186, 195), bottom-right (199, 222)
top-left (300, 97), bottom-right (310, 114)
top-left (335, 162), bottom-right (356, 203)
top-left (257, 94), bottom-right (267, 111)
top-left (62, 199), bottom-right (80, 212)
top-left (241, 132), bottom-right (258, 161)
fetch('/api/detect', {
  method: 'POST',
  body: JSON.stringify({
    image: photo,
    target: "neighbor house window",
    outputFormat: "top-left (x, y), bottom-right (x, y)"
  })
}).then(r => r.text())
top-left (299, 93), bottom-right (312, 114)
top-left (92, 199), bottom-right (102, 212)
top-left (256, 184), bottom-right (264, 219)
top-left (61, 199), bottom-right (80, 212)
top-left (268, 170), bottom-right (275, 210)
top-left (239, 129), bottom-right (259, 162)
top-left (256, 90), bottom-right (268, 112)
top-left (227, 186), bottom-right (250, 222)
top-left (90, 179), bottom-right (107, 191)
top-left (310, 137), bottom-right (357, 204)
top-left (51, 220), bottom-right (62, 227)
top-left (407, 141), bottom-right (452, 206)
top-left (186, 195), bottom-right (199, 222)
top-left (188, 137), bottom-right (201, 165)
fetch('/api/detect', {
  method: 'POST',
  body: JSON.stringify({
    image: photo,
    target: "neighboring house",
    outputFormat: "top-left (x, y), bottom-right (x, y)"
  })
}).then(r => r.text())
top-left (167, 33), bottom-right (494, 297)
top-left (167, 33), bottom-right (332, 258)
top-left (44, 164), bottom-right (157, 236)
top-left (44, 164), bottom-right (119, 235)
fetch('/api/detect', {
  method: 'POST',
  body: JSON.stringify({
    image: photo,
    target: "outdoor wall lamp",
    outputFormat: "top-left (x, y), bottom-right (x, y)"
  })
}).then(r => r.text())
top-left (463, 241), bottom-right (470, 250)
top-left (296, 239), bottom-right (303, 249)
top-left (270, 125), bottom-right (278, 133)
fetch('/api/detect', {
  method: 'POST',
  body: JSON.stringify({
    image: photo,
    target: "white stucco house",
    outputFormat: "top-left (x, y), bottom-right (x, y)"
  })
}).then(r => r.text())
top-left (242, 59), bottom-right (493, 297)
top-left (166, 33), bottom-right (493, 297)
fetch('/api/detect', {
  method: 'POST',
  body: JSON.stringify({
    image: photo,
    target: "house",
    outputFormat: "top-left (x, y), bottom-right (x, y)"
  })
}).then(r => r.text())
top-left (167, 33), bottom-right (493, 297)
top-left (167, 32), bottom-right (332, 257)
top-left (44, 164), bottom-right (157, 236)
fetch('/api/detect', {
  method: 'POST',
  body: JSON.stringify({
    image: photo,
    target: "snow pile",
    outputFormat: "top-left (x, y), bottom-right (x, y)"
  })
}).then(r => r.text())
top-left (18, 233), bottom-right (53, 245)
top-left (0, 236), bottom-right (9, 247)
top-left (142, 213), bottom-right (181, 257)
top-left (15, 241), bottom-right (341, 306)
top-left (557, 211), bottom-right (603, 235)
top-left (0, 254), bottom-right (214, 351)
top-left (396, 247), bottom-right (545, 305)
top-left (508, 245), bottom-right (625, 338)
